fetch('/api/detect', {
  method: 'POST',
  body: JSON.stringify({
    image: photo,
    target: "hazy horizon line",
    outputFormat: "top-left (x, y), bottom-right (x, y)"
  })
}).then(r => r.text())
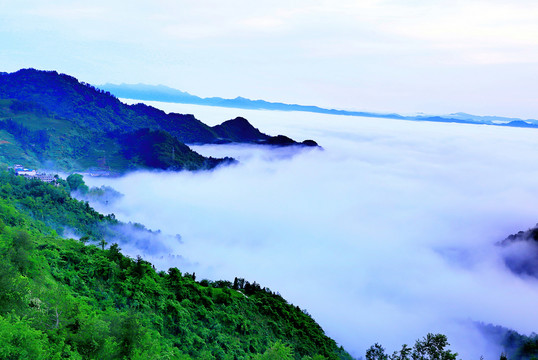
top-left (99, 82), bottom-right (538, 128)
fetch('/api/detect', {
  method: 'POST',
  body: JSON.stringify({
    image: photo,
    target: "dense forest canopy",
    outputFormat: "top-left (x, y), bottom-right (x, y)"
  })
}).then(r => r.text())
top-left (0, 170), bottom-right (352, 359)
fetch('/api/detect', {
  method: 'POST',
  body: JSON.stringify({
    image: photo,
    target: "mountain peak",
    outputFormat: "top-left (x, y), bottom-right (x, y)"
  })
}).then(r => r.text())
top-left (212, 117), bottom-right (270, 143)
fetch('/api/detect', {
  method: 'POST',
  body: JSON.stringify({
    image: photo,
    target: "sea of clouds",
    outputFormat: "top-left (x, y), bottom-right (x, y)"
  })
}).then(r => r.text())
top-left (84, 103), bottom-right (538, 359)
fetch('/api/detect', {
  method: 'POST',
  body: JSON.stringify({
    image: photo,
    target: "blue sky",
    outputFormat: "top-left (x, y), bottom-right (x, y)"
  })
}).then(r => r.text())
top-left (2, 0), bottom-right (538, 117)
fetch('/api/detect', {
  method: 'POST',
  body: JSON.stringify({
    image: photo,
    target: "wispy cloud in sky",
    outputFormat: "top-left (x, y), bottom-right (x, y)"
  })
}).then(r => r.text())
top-left (85, 104), bottom-right (538, 358)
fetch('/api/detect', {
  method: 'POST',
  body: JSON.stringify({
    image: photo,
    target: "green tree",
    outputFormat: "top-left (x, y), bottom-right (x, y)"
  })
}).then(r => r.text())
top-left (0, 261), bottom-right (26, 314)
top-left (252, 341), bottom-right (294, 360)
top-left (367, 334), bottom-right (457, 360)
top-left (0, 315), bottom-right (50, 359)
top-left (366, 343), bottom-right (388, 360)
top-left (66, 173), bottom-right (88, 194)
top-left (98, 238), bottom-right (108, 250)
top-left (411, 334), bottom-right (457, 360)
top-left (8, 230), bottom-right (34, 275)
top-left (390, 344), bottom-right (412, 360)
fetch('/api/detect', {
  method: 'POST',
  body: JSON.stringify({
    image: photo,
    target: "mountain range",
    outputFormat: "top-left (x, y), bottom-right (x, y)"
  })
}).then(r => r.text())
top-left (2, 68), bottom-right (538, 359)
top-left (0, 69), bottom-right (316, 173)
top-left (99, 83), bottom-right (538, 129)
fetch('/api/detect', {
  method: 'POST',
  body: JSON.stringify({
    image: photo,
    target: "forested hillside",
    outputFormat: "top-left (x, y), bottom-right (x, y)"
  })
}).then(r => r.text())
top-left (0, 69), bottom-right (316, 172)
top-left (0, 170), bottom-right (352, 359)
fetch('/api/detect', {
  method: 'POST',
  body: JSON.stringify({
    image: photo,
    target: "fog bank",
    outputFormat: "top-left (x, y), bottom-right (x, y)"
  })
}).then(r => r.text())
top-left (85, 105), bottom-right (538, 359)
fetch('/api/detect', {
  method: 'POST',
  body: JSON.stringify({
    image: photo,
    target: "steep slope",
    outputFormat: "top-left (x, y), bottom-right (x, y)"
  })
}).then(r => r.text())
top-left (0, 69), bottom-right (315, 145)
top-left (0, 69), bottom-right (317, 171)
top-left (117, 128), bottom-right (234, 170)
top-left (128, 102), bottom-right (219, 144)
top-left (0, 69), bottom-right (139, 132)
top-left (0, 69), bottom-right (218, 140)
top-left (0, 170), bottom-right (352, 359)
top-left (0, 98), bottom-right (229, 172)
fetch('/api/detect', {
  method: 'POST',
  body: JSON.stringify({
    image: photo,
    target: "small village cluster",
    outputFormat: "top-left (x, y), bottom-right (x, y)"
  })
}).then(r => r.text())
top-left (12, 164), bottom-right (56, 183)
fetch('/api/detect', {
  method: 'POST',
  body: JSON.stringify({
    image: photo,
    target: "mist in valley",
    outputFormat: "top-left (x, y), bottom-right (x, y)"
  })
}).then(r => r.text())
top-left (84, 104), bottom-right (538, 359)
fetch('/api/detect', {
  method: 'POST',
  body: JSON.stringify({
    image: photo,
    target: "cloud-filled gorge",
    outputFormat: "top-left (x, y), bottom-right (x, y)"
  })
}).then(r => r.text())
top-left (84, 106), bottom-right (538, 359)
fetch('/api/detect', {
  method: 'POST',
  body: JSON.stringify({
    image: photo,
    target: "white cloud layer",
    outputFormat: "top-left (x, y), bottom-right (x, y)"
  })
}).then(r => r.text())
top-left (85, 103), bottom-right (538, 359)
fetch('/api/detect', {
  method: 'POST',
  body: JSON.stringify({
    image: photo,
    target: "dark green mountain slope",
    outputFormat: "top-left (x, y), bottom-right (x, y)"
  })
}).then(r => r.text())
top-left (0, 169), bottom-right (352, 359)
top-left (0, 69), bottom-right (214, 140)
top-left (212, 117), bottom-right (270, 143)
top-left (0, 69), bottom-right (139, 132)
top-left (0, 98), bottom-right (226, 172)
top-left (127, 102), bottom-right (219, 144)
top-left (0, 69), bottom-right (316, 173)
top-left (211, 117), bottom-right (318, 147)
top-left (0, 69), bottom-right (314, 160)
top-left (116, 128), bottom-right (234, 171)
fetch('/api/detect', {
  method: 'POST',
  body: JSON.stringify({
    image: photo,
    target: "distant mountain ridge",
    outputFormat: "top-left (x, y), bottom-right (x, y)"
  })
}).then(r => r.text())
top-left (100, 83), bottom-right (538, 129)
